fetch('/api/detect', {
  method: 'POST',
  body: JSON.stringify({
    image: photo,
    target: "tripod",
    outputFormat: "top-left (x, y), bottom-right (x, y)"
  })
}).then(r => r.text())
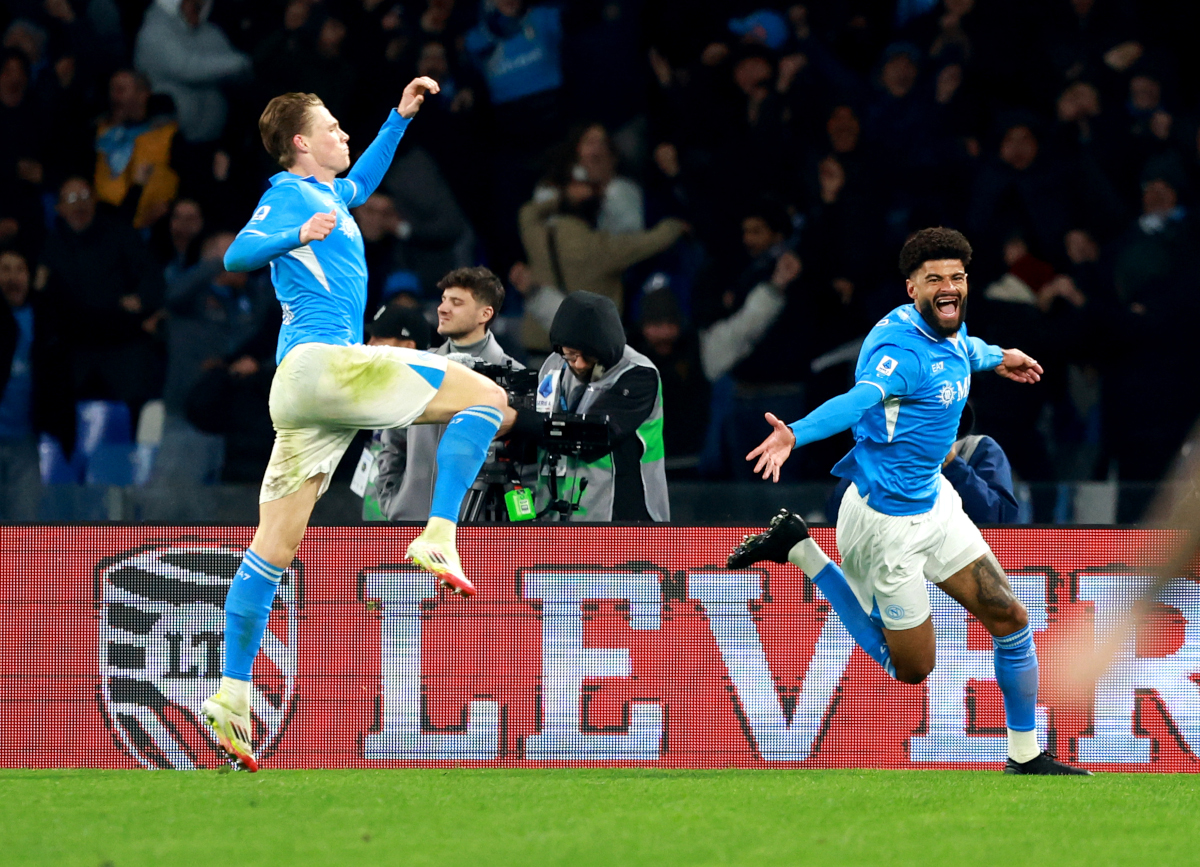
top-left (536, 450), bottom-right (588, 520)
top-left (460, 457), bottom-right (526, 522)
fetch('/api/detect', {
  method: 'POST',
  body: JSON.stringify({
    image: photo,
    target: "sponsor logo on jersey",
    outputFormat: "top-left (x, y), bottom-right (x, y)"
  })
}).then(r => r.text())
top-left (97, 543), bottom-right (300, 769)
top-left (939, 377), bottom-right (970, 407)
top-left (876, 318), bottom-right (890, 326)
top-left (875, 355), bottom-right (899, 377)
top-left (931, 361), bottom-right (944, 373)
top-left (251, 205), bottom-right (271, 222)
top-left (281, 303), bottom-right (294, 325)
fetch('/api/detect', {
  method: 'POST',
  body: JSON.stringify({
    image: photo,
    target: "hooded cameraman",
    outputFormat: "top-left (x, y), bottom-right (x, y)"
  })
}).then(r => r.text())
top-left (364, 266), bottom-right (524, 521)
top-left (525, 291), bottom-right (668, 521)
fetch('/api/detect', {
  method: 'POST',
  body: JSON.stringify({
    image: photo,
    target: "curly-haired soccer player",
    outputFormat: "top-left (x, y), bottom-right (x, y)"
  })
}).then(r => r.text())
top-left (201, 78), bottom-right (514, 771)
top-left (728, 227), bottom-right (1090, 775)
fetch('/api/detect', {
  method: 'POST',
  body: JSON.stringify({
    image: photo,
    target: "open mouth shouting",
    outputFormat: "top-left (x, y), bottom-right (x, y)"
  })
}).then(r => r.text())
top-left (919, 290), bottom-right (965, 336)
top-left (934, 292), bottom-right (960, 322)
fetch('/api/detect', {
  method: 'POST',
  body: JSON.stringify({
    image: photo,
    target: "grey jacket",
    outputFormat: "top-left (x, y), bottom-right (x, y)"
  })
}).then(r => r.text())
top-left (373, 332), bottom-right (521, 520)
top-left (134, 0), bottom-right (251, 143)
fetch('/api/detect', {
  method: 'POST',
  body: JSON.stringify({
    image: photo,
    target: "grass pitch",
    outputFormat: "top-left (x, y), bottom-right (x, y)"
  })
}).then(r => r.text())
top-left (2, 768), bottom-right (1197, 867)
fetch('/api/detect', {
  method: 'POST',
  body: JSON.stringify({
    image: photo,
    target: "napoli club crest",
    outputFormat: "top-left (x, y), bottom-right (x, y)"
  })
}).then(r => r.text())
top-left (96, 543), bottom-right (301, 769)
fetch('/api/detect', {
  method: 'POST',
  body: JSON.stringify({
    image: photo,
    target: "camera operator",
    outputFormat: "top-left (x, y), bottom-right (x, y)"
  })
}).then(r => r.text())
top-left (364, 267), bottom-right (523, 520)
top-left (520, 291), bottom-right (669, 521)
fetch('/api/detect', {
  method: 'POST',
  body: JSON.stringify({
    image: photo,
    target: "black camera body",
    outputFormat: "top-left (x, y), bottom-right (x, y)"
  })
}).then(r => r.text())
top-left (542, 412), bottom-right (610, 462)
top-left (473, 361), bottom-right (611, 459)
top-left (472, 362), bottom-right (540, 411)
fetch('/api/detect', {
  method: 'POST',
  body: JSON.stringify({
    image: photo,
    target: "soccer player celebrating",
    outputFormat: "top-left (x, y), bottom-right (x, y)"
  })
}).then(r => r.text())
top-left (202, 78), bottom-right (514, 771)
top-left (728, 227), bottom-right (1090, 775)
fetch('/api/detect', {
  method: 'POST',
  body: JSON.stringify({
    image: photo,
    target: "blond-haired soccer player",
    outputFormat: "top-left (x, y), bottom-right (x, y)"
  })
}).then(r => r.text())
top-left (202, 79), bottom-right (514, 770)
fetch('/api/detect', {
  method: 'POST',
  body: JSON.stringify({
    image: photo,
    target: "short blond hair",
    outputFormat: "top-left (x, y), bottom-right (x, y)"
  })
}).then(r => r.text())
top-left (259, 92), bottom-right (324, 168)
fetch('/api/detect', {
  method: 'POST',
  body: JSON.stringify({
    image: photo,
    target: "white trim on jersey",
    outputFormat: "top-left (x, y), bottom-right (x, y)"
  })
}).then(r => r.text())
top-left (857, 380), bottom-right (887, 399)
top-left (287, 245), bottom-right (332, 293)
top-left (884, 396), bottom-right (901, 442)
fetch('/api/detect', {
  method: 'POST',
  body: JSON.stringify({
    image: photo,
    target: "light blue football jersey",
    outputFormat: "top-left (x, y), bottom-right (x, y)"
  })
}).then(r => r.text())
top-left (831, 303), bottom-right (1003, 516)
top-left (225, 111), bottom-right (410, 364)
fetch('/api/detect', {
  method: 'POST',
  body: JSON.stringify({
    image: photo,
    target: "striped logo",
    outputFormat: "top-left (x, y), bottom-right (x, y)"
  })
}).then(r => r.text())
top-left (96, 543), bottom-right (300, 769)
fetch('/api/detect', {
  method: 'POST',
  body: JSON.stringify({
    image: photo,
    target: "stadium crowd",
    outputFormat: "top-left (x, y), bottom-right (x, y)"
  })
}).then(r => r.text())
top-left (1, 0), bottom-right (1198, 522)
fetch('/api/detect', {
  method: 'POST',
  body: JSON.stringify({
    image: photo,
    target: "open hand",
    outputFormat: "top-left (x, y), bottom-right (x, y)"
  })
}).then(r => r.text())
top-left (300, 210), bottom-right (337, 244)
top-left (745, 412), bottom-right (796, 482)
top-left (995, 348), bottom-right (1043, 384)
top-left (398, 77), bottom-right (440, 118)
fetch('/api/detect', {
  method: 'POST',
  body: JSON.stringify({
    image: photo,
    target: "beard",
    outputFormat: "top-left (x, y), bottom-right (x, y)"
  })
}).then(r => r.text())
top-left (917, 293), bottom-right (968, 337)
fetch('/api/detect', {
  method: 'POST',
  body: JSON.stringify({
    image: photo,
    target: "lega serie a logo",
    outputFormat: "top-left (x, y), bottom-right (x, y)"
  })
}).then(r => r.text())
top-left (96, 543), bottom-right (300, 769)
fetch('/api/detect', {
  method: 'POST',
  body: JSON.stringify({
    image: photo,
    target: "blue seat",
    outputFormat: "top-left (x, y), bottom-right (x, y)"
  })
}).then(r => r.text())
top-left (73, 401), bottom-right (135, 486)
top-left (86, 443), bottom-right (136, 486)
top-left (76, 400), bottom-right (133, 455)
top-left (38, 434), bottom-right (77, 484)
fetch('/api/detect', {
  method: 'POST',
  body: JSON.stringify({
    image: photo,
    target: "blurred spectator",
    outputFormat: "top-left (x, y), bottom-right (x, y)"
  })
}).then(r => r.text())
top-left (540, 122), bottom-right (645, 234)
top-left (0, 245), bottom-right (40, 517)
top-left (1039, 0), bottom-right (1143, 85)
top-left (39, 176), bottom-right (165, 424)
top-left (971, 234), bottom-right (1091, 517)
top-left (629, 286), bottom-right (710, 468)
top-left (354, 193), bottom-right (408, 316)
top-left (517, 179), bottom-right (686, 350)
top-left (134, 0), bottom-right (251, 146)
top-left (155, 230), bottom-right (273, 483)
top-left (1101, 156), bottom-right (1200, 518)
top-left (1053, 79), bottom-right (1129, 208)
top-left (157, 198), bottom-right (205, 282)
top-left (379, 142), bottom-right (475, 300)
top-left (969, 114), bottom-right (1122, 273)
top-left (695, 201), bottom-right (810, 480)
top-left (0, 249), bottom-right (72, 517)
top-left (0, 47), bottom-right (47, 260)
top-left (464, 0), bottom-right (564, 138)
top-left (465, 0), bottom-right (568, 264)
top-left (184, 316), bottom-right (278, 484)
top-left (93, 68), bottom-right (180, 230)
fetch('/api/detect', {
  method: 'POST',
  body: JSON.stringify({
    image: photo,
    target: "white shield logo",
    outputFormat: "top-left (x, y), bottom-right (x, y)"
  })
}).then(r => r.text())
top-left (97, 543), bottom-right (300, 769)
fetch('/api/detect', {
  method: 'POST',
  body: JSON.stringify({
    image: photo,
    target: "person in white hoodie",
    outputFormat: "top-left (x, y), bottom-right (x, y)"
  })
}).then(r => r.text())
top-left (134, 0), bottom-right (251, 145)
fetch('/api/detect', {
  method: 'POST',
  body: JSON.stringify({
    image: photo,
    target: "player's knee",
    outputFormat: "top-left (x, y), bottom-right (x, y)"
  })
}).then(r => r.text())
top-left (1009, 600), bottom-right (1029, 631)
top-left (895, 659), bottom-right (933, 685)
top-left (473, 377), bottom-right (507, 411)
top-left (982, 599), bottom-right (1028, 637)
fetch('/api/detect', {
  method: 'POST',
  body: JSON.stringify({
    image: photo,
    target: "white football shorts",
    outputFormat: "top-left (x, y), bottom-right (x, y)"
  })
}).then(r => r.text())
top-left (835, 476), bottom-right (990, 630)
top-left (260, 342), bottom-right (448, 503)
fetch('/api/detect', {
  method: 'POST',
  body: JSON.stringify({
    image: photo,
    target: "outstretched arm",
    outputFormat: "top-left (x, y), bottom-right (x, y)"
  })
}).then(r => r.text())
top-left (965, 335), bottom-right (1043, 383)
top-left (746, 382), bottom-right (883, 482)
top-left (340, 77), bottom-right (439, 208)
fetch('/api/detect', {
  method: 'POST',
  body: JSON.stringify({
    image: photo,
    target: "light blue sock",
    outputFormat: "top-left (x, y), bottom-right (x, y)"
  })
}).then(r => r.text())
top-left (223, 550), bottom-right (284, 681)
top-left (812, 562), bottom-right (897, 678)
top-left (430, 405), bottom-right (504, 522)
top-left (993, 624), bottom-right (1038, 732)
